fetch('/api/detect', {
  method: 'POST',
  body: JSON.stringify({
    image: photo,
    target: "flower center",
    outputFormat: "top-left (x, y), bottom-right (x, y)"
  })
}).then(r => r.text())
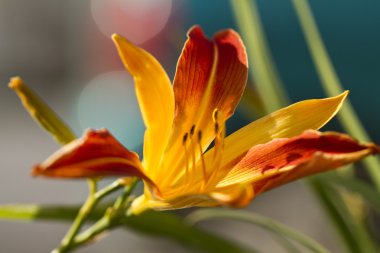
top-left (180, 109), bottom-right (226, 193)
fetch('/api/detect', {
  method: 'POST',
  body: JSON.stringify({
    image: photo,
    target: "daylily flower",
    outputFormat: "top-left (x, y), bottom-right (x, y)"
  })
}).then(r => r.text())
top-left (31, 26), bottom-right (379, 214)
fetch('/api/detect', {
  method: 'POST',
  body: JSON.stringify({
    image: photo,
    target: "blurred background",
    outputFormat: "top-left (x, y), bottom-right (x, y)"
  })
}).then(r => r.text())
top-left (1, 0), bottom-right (380, 252)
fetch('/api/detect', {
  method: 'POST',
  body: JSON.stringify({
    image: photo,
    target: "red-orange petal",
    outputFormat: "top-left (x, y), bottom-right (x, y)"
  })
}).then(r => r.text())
top-left (161, 26), bottom-right (248, 181)
top-left (172, 26), bottom-right (248, 124)
top-left (217, 130), bottom-right (380, 196)
top-left (33, 129), bottom-right (150, 182)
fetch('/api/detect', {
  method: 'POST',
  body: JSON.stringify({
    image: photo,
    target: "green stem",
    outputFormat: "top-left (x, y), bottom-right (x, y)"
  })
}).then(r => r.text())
top-left (55, 179), bottom-right (139, 252)
top-left (69, 217), bottom-right (117, 252)
top-left (291, 0), bottom-right (380, 190)
top-left (95, 178), bottom-right (127, 200)
top-left (52, 179), bottom-right (126, 253)
top-left (56, 179), bottom-right (97, 251)
top-left (112, 179), bottom-right (138, 211)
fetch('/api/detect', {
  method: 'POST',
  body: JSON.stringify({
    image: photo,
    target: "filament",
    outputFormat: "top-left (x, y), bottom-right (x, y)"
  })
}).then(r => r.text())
top-left (182, 133), bottom-right (190, 188)
top-left (206, 108), bottom-right (226, 188)
top-left (197, 130), bottom-right (207, 190)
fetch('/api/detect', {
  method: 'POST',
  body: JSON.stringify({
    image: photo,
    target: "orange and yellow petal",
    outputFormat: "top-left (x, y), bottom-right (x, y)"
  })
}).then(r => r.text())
top-left (33, 129), bottom-right (151, 183)
top-left (112, 34), bottom-right (174, 177)
top-left (203, 92), bottom-right (348, 174)
top-left (216, 130), bottom-right (379, 195)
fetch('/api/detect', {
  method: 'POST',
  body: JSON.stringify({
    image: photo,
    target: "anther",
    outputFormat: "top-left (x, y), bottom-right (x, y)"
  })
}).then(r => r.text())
top-left (214, 122), bottom-right (219, 134)
top-left (182, 133), bottom-right (188, 144)
top-left (197, 130), bottom-right (202, 141)
top-left (190, 125), bottom-right (195, 136)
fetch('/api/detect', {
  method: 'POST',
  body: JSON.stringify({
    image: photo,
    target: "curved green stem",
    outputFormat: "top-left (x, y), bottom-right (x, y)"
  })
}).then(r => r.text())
top-left (52, 178), bottom-right (127, 253)
top-left (112, 179), bottom-right (138, 211)
top-left (53, 179), bottom-right (139, 253)
top-left (187, 209), bottom-right (331, 253)
top-left (55, 179), bottom-right (97, 252)
top-left (65, 216), bottom-right (118, 253)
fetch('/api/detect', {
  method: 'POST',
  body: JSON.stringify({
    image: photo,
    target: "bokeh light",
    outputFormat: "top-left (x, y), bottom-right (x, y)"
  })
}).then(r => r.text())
top-left (91, 0), bottom-right (172, 44)
top-left (77, 71), bottom-right (144, 150)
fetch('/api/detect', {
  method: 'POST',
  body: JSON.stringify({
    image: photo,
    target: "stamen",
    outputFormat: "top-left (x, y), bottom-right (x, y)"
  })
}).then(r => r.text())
top-left (190, 124), bottom-right (195, 136)
top-left (185, 125), bottom-right (197, 192)
top-left (183, 132), bottom-right (188, 144)
top-left (213, 109), bottom-right (221, 140)
top-left (214, 122), bottom-right (219, 135)
top-left (197, 130), bottom-right (207, 190)
top-left (182, 132), bottom-right (190, 189)
top-left (197, 130), bottom-right (202, 141)
top-left (205, 109), bottom-right (226, 188)
top-left (189, 127), bottom-right (197, 171)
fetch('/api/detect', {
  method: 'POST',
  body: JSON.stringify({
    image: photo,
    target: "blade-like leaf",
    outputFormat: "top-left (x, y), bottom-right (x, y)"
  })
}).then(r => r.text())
top-left (230, 0), bottom-right (289, 112)
top-left (186, 209), bottom-right (331, 253)
top-left (308, 178), bottom-right (359, 253)
top-left (324, 173), bottom-right (380, 215)
top-left (309, 177), bottom-right (378, 253)
top-left (0, 205), bottom-right (256, 253)
top-left (271, 234), bottom-right (302, 253)
top-left (291, 0), bottom-right (380, 189)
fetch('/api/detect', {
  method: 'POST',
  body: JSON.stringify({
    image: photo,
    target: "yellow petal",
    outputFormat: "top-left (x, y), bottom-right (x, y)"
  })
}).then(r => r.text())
top-left (131, 192), bottom-right (219, 213)
top-left (204, 91), bottom-right (348, 171)
top-left (130, 195), bottom-right (151, 215)
top-left (210, 184), bottom-right (254, 208)
top-left (112, 34), bottom-right (174, 176)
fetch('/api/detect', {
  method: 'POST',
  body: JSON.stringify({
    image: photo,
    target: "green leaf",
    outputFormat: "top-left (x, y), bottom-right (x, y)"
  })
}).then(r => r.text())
top-left (8, 77), bottom-right (76, 144)
top-left (308, 178), bottom-right (359, 253)
top-left (291, 0), bottom-right (380, 190)
top-left (271, 234), bottom-right (302, 253)
top-left (186, 209), bottom-right (331, 253)
top-left (309, 177), bottom-right (378, 253)
top-left (324, 173), bottom-right (380, 215)
top-left (124, 211), bottom-right (257, 253)
top-left (229, 0), bottom-right (289, 113)
top-left (0, 205), bottom-right (256, 253)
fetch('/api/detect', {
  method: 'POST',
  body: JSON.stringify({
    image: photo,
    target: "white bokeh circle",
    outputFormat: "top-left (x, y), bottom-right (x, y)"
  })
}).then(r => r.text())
top-left (91, 0), bottom-right (172, 44)
top-left (78, 71), bottom-right (145, 150)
